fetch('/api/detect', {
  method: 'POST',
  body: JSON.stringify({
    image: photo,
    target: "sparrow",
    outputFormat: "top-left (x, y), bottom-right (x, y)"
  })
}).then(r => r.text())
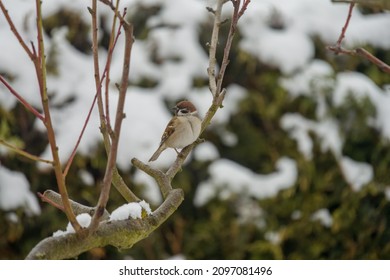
top-left (149, 101), bottom-right (202, 162)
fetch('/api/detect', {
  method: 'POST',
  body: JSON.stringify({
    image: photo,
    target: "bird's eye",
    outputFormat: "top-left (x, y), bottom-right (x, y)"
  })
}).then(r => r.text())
top-left (180, 109), bottom-right (189, 114)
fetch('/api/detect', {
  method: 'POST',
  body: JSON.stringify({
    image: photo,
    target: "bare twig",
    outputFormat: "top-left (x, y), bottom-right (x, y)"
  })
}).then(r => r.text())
top-left (0, 0), bottom-right (81, 232)
top-left (237, 0), bottom-right (251, 19)
top-left (38, 192), bottom-right (65, 211)
top-left (63, 15), bottom-right (124, 178)
top-left (207, 0), bottom-right (224, 98)
top-left (331, 0), bottom-right (390, 10)
top-left (0, 1), bottom-right (34, 60)
top-left (327, 2), bottom-right (390, 74)
top-left (203, 0), bottom-right (248, 131)
top-left (104, 0), bottom-right (121, 133)
top-left (0, 75), bottom-right (45, 122)
top-left (89, 1), bottom-right (134, 233)
top-left (0, 139), bottom-right (53, 164)
top-left (63, 92), bottom-right (98, 177)
top-left (355, 48), bottom-right (390, 74)
top-left (216, 0), bottom-right (250, 99)
top-left (328, 46), bottom-right (390, 74)
top-left (89, 0), bottom-right (139, 205)
top-left (35, 0), bottom-right (81, 232)
top-left (334, 2), bottom-right (355, 52)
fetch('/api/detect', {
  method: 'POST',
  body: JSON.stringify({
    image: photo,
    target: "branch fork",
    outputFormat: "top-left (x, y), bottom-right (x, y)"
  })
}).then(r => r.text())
top-left (327, 2), bottom-right (390, 74)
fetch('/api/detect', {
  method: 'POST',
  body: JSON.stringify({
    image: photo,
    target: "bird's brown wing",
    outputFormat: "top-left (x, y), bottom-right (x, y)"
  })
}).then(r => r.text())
top-left (159, 116), bottom-right (179, 145)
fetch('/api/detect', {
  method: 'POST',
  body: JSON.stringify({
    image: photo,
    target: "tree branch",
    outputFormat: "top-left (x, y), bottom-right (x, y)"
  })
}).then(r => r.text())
top-left (88, 1), bottom-right (139, 205)
top-left (0, 0), bottom-right (81, 232)
top-left (327, 2), bottom-right (390, 74)
top-left (104, 0), bottom-right (121, 132)
top-left (333, 2), bottom-right (355, 52)
top-left (63, 18), bottom-right (124, 177)
top-left (39, 190), bottom-right (110, 220)
top-left (0, 75), bottom-right (45, 122)
top-left (88, 2), bottom-right (134, 233)
top-left (132, 158), bottom-right (171, 198)
top-left (0, 1), bottom-right (34, 60)
top-left (35, 0), bottom-right (82, 232)
top-left (207, 0), bottom-right (224, 98)
top-left (26, 189), bottom-right (183, 259)
top-left (216, 0), bottom-right (250, 95)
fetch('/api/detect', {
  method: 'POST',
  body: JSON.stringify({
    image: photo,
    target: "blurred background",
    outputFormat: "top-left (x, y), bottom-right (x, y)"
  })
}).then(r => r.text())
top-left (1, 0), bottom-right (390, 259)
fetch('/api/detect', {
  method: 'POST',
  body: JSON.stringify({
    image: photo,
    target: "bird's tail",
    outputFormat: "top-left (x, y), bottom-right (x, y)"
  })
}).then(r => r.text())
top-left (148, 146), bottom-right (164, 162)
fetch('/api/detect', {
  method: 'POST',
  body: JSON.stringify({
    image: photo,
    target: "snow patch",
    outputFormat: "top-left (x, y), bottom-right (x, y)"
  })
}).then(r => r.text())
top-left (110, 200), bottom-right (152, 221)
top-left (194, 157), bottom-right (297, 206)
top-left (0, 165), bottom-right (40, 215)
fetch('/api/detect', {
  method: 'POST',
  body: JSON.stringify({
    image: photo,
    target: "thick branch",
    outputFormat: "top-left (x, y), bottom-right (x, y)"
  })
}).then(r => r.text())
top-left (132, 158), bottom-right (171, 198)
top-left (26, 189), bottom-right (184, 259)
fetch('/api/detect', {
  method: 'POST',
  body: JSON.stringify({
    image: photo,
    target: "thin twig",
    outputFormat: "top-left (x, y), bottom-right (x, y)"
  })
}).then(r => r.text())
top-left (89, 2), bottom-right (134, 233)
top-left (0, 0), bottom-right (81, 232)
top-left (355, 48), bottom-right (390, 74)
top-left (336, 2), bottom-right (355, 50)
top-left (89, 1), bottom-right (139, 204)
top-left (0, 1), bottom-right (34, 60)
top-left (216, 0), bottom-right (249, 97)
top-left (237, 0), bottom-right (251, 19)
top-left (34, 0), bottom-right (81, 232)
top-left (63, 92), bottom-right (98, 177)
top-left (327, 2), bottom-right (355, 55)
top-left (63, 18), bottom-right (124, 177)
top-left (104, 0), bottom-right (122, 134)
top-left (39, 190), bottom-right (110, 220)
top-left (0, 75), bottom-right (45, 122)
top-left (38, 192), bottom-right (65, 211)
top-left (207, 0), bottom-right (224, 98)
top-left (0, 139), bottom-right (53, 164)
top-left (327, 2), bottom-right (390, 74)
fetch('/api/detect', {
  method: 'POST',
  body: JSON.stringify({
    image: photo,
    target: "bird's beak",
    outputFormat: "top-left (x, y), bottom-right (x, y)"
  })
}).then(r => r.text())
top-left (171, 106), bottom-right (178, 114)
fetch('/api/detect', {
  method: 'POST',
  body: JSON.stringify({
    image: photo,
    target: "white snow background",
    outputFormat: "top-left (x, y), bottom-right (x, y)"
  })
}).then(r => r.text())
top-left (0, 0), bottom-right (389, 228)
